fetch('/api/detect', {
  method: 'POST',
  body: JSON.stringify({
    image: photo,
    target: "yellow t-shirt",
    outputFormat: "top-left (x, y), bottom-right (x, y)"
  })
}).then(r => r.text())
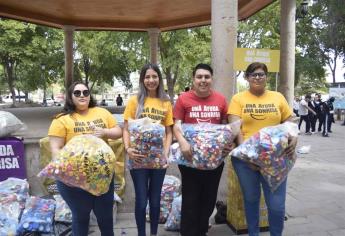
top-left (227, 90), bottom-right (292, 140)
top-left (48, 107), bottom-right (117, 143)
top-left (123, 96), bottom-right (174, 126)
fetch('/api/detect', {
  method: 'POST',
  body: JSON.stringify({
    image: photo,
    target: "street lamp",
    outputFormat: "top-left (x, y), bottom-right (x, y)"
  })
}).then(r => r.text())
top-left (300, 0), bottom-right (309, 17)
top-left (297, 0), bottom-right (309, 19)
top-left (41, 63), bottom-right (46, 106)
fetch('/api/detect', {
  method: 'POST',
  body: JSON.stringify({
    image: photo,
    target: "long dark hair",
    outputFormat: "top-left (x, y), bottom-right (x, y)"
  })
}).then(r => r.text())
top-left (55, 81), bottom-right (96, 118)
top-left (135, 63), bottom-right (169, 118)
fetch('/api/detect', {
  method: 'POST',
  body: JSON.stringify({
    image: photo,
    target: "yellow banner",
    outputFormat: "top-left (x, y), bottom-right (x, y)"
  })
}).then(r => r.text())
top-left (234, 48), bottom-right (280, 72)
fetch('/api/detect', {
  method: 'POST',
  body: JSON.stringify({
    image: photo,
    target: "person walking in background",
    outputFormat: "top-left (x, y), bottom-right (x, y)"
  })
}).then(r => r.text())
top-left (313, 93), bottom-right (324, 132)
top-left (298, 94), bottom-right (316, 135)
top-left (308, 95), bottom-right (317, 133)
top-left (122, 63), bottom-right (173, 236)
top-left (173, 63), bottom-right (228, 236)
top-left (228, 62), bottom-right (297, 236)
top-left (116, 94), bottom-right (124, 106)
top-left (48, 81), bottom-right (123, 236)
top-left (327, 97), bottom-right (335, 133)
top-left (293, 96), bottom-right (300, 117)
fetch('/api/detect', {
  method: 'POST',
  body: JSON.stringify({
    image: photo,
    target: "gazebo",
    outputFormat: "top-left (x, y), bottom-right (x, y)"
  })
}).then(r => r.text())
top-left (0, 1), bottom-right (299, 233)
top-left (0, 0), bottom-right (296, 103)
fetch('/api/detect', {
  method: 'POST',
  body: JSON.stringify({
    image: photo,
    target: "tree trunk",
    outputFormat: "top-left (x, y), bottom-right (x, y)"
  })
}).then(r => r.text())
top-left (165, 67), bottom-right (176, 104)
top-left (84, 57), bottom-right (90, 85)
top-left (3, 59), bottom-right (16, 107)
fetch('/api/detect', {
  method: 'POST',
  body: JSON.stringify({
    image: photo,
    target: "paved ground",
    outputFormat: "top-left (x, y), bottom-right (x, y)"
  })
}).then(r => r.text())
top-left (3, 107), bottom-right (345, 235)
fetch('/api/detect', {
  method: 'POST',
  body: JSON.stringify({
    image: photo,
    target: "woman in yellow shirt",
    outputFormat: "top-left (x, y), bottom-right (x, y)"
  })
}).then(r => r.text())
top-left (123, 63), bottom-right (173, 236)
top-left (228, 62), bottom-right (297, 236)
top-left (48, 81), bottom-right (122, 236)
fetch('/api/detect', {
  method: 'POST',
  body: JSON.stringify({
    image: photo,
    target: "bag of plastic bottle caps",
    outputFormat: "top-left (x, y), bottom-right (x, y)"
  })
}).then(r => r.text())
top-left (0, 111), bottom-right (25, 137)
top-left (145, 175), bottom-right (181, 223)
top-left (17, 196), bottom-right (56, 235)
top-left (169, 120), bottom-right (241, 170)
top-left (231, 122), bottom-right (299, 191)
top-left (164, 195), bottom-right (182, 231)
top-left (53, 195), bottom-right (72, 223)
top-left (38, 134), bottom-right (116, 196)
top-left (0, 178), bottom-right (29, 209)
top-left (127, 117), bottom-right (166, 169)
top-left (0, 193), bottom-right (21, 236)
top-left (161, 175), bottom-right (181, 202)
top-left (146, 200), bottom-right (172, 224)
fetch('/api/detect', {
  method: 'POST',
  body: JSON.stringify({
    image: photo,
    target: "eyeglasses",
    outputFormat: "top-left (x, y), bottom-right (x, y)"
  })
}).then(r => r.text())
top-left (248, 72), bottom-right (266, 79)
top-left (73, 90), bottom-right (90, 97)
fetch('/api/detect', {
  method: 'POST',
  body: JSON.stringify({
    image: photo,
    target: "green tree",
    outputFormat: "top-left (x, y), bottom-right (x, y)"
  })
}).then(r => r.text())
top-left (160, 27), bottom-right (212, 102)
top-left (75, 31), bottom-right (148, 91)
top-left (308, 0), bottom-right (345, 83)
top-left (0, 20), bottom-right (64, 106)
top-left (0, 19), bottom-right (36, 106)
top-left (237, 1), bottom-right (330, 94)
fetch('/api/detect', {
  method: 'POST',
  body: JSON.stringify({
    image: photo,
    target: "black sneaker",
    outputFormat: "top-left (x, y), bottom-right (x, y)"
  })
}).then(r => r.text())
top-left (328, 130), bottom-right (332, 133)
top-left (322, 133), bottom-right (329, 137)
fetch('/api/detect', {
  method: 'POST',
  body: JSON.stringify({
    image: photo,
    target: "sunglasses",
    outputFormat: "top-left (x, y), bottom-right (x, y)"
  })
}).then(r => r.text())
top-left (73, 90), bottom-right (90, 97)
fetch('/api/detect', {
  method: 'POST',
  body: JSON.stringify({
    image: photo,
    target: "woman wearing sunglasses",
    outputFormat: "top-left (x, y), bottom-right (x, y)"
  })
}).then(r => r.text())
top-left (123, 63), bottom-right (173, 236)
top-left (48, 81), bottom-right (122, 236)
top-left (227, 62), bottom-right (297, 236)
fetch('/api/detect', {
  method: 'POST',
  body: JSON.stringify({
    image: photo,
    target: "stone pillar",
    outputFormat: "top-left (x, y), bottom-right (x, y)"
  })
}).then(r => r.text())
top-left (211, 0), bottom-right (238, 101)
top-left (63, 25), bottom-right (75, 91)
top-left (148, 28), bottom-right (160, 64)
top-left (278, 0), bottom-right (296, 106)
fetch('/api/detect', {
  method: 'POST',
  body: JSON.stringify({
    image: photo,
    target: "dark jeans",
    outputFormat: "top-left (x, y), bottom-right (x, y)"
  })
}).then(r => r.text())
top-left (130, 168), bottom-right (166, 236)
top-left (298, 114), bottom-right (310, 133)
top-left (316, 113), bottom-right (324, 132)
top-left (328, 114), bottom-right (334, 131)
top-left (178, 163), bottom-right (224, 236)
top-left (57, 178), bottom-right (114, 236)
top-left (232, 158), bottom-right (286, 236)
top-left (309, 113), bottom-right (317, 132)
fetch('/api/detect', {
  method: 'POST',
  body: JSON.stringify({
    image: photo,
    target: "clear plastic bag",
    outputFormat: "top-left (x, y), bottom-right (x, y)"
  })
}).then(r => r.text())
top-left (169, 120), bottom-right (241, 170)
top-left (38, 134), bottom-right (116, 196)
top-left (0, 111), bottom-right (25, 137)
top-left (128, 117), bottom-right (166, 169)
top-left (17, 196), bottom-right (56, 235)
top-left (0, 178), bottom-right (29, 236)
top-left (231, 122), bottom-right (298, 191)
top-left (53, 195), bottom-right (72, 223)
top-left (0, 178), bottom-right (29, 208)
top-left (0, 194), bottom-right (21, 236)
top-left (164, 195), bottom-right (182, 231)
top-left (146, 175), bottom-right (181, 223)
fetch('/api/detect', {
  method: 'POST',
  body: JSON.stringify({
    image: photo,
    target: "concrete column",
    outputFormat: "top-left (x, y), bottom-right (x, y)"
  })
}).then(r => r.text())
top-left (148, 28), bottom-right (160, 64)
top-left (63, 25), bottom-right (75, 91)
top-left (278, 0), bottom-right (296, 107)
top-left (211, 0), bottom-right (238, 101)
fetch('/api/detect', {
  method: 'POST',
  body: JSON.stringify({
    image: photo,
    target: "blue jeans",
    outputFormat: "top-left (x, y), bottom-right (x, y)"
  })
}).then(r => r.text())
top-left (57, 178), bottom-right (114, 236)
top-left (232, 158), bottom-right (287, 236)
top-left (130, 169), bottom-right (166, 236)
